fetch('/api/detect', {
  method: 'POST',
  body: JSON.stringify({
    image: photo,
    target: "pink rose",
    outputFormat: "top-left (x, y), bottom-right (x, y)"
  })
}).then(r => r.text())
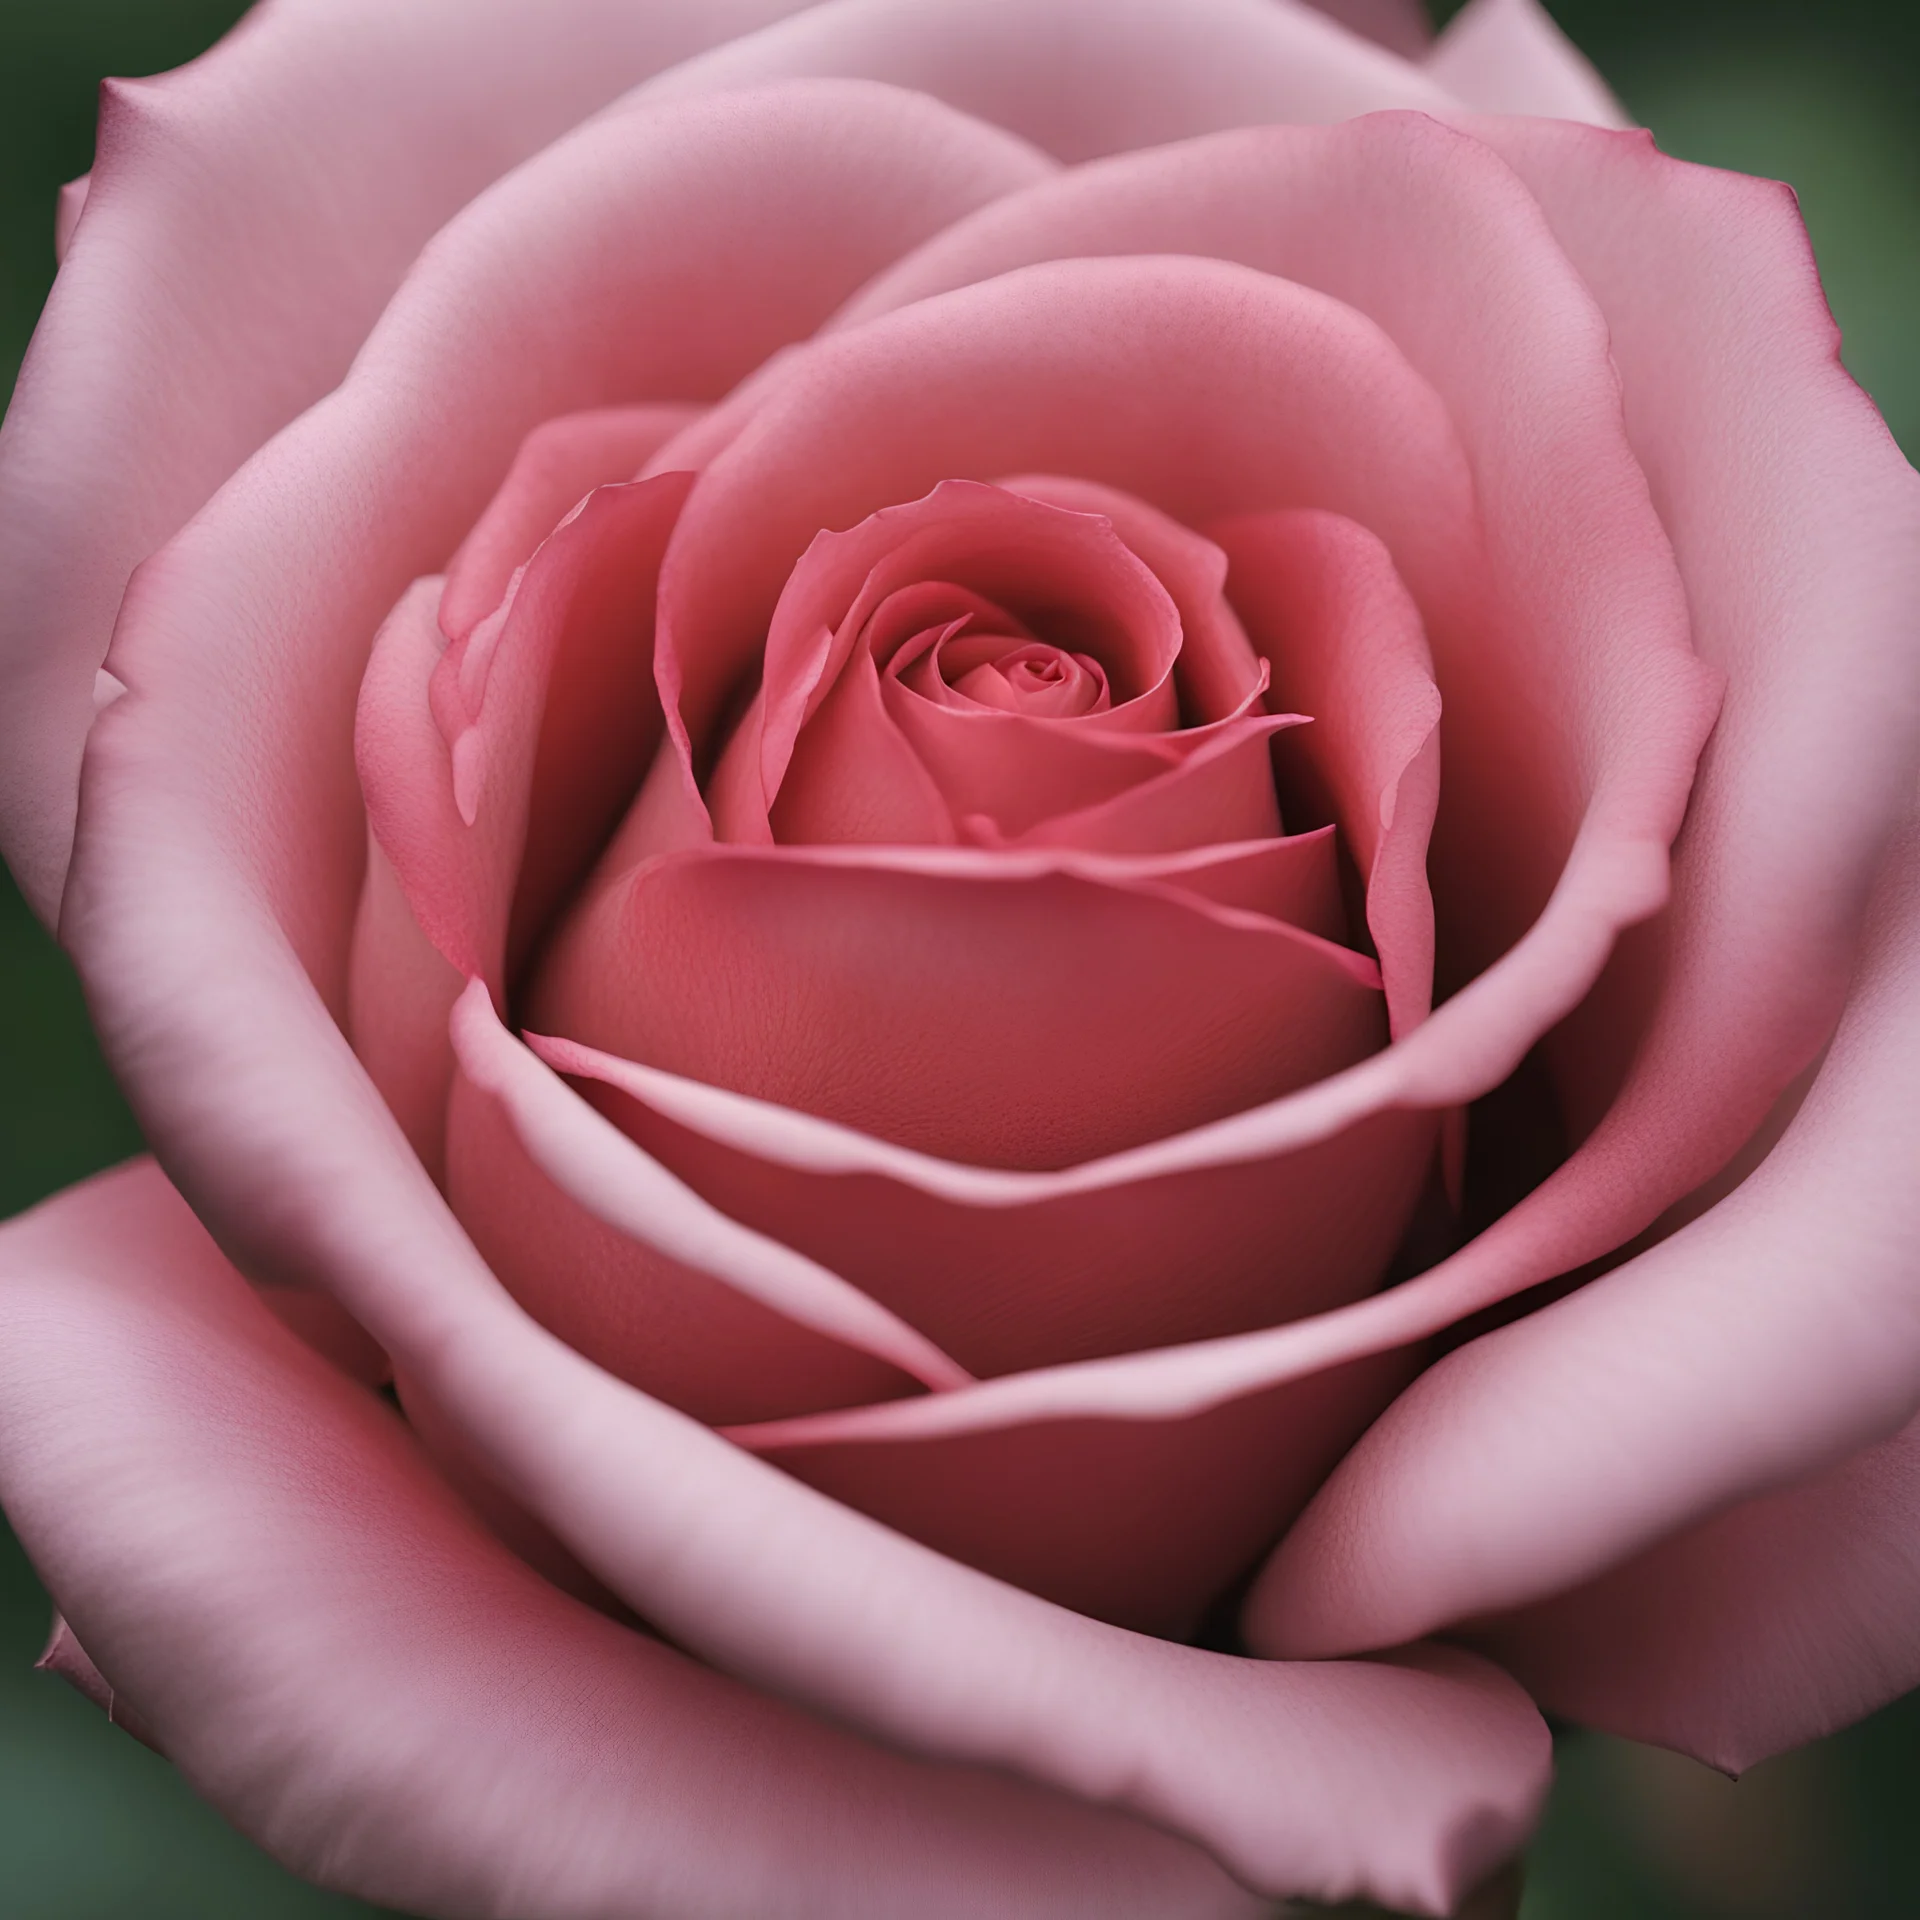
top-left (2, 0), bottom-right (1917, 1914)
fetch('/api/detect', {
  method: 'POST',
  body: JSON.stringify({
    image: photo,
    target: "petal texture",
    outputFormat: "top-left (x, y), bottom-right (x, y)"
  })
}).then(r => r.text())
top-left (0, 1161), bottom-right (1267, 1920)
top-left (1427, 0), bottom-right (1628, 129)
top-left (1469, 1407), bottom-right (1920, 1774)
top-left (639, 0), bottom-right (1454, 162)
top-left (1249, 817), bottom-right (1920, 1656)
top-left (0, 0), bottom-right (821, 919)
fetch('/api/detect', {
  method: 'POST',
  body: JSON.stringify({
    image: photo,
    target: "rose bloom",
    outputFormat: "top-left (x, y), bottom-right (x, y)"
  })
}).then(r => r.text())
top-left (1, 0), bottom-right (1917, 1913)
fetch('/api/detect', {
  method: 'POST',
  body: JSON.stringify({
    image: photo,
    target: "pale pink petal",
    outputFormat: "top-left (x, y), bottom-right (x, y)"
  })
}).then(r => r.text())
top-left (1236, 125), bottom-right (1920, 1656)
top-left (639, 0), bottom-right (1455, 163)
top-left (1211, 508), bottom-right (1441, 1035)
top-left (1469, 1407), bottom-right (1920, 1773)
top-left (733, 1347), bottom-right (1418, 1636)
top-left (1303, 0), bottom-right (1431, 59)
top-left (0, 0), bottom-right (828, 920)
top-left (451, 979), bottom-right (970, 1397)
top-left (528, 1016), bottom-right (1435, 1381)
top-left (1247, 820), bottom-right (1920, 1658)
top-left (52, 173), bottom-right (88, 262)
top-left (529, 842), bottom-right (1384, 1172)
top-left (0, 1161), bottom-right (1268, 1920)
top-left (1428, 0), bottom-right (1629, 129)
top-left (440, 402), bottom-right (704, 641)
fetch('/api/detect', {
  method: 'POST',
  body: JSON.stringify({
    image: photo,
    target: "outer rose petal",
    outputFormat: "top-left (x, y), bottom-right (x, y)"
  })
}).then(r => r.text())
top-left (1428, 0), bottom-right (1629, 130)
top-left (0, 1162), bottom-right (1266, 1920)
top-left (80, 81), bottom-right (1053, 1027)
top-left (0, 0), bottom-right (826, 921)
top-left (1248, 818), bottom-right (1920, 1658)
top-left (1240, 125), bottom-right (1920, 1657)
top-left (639, 0), bottom-right (1456, 162)
top-left (1468, 1407), bottom-right (1920, 1773)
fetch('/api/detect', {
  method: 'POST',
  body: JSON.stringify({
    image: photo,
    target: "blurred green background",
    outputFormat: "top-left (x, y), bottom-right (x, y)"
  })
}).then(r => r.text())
top-left (1, 1), bottom-right (1915, 1914)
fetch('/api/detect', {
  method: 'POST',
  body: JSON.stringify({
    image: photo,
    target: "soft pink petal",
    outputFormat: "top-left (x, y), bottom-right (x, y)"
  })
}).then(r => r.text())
top-left (734, 1347), bottom-right (1418, 1636)
top-left (1211, 508), bottom-right (1441, 1035)
top-left (1469, 1406), bottom-right (1920, 1773)
top-left (1302, 0), bottom-right (1431, 59)
top-left (530, 842), bottom-right (1384, 1172)
top-left (0, 1161), bottom-right (1268, 1920)
top-left (451, 979), bottom-right (969, 1398)
top-left (78, 83), bottom-right (1052, 1026)
top-left (529, 1018), bottom-right (1435, 1381)
top-left (440, 402), bottom-right (704, 641)
top-left (1428, 0), bottom-right (1629, 129)
top-left (1238, 124), bottom-right (1920, 1655)
top-left (52, 173), bottom-right (89, 262)
top-left (639, 0), bottom-right (1455, 163)
top-left (1247, 819), bottom-right (1920, 1657)
top-left (0, 0), bottom-right (826, 920)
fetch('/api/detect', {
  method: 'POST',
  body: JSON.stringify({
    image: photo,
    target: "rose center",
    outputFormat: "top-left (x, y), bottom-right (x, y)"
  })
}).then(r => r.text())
top-left (941, 631), bottom-right (1112, 718)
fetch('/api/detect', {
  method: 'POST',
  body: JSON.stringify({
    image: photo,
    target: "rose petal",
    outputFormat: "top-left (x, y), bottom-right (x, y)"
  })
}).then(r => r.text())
top-left (1304, 0), bottom-right (1432, 59)
top-left (451, 982), bottom-right (971, 1400)
top-left (1003, 474), bottom-right (1268, 724)
top-left (1211, 508), bottom-right (1441, 1036)
top-left (1247, 818), bottom-right (1920, 1658)
top-left (525, 1017), bottom-right (1434, 1382)
top-left (1427, 0), bottom-right (1629, 129)
top-left (654, 252), bottom-right (1482, 869)
top-left (530, 842), bottom-right (1384, 1172)
top-left (639, 0), bottom-right (1456, 163)
top-left (0, 1161), bottom-right (1267, 1920)
top-left (1468, 1406), bottom-right (1920, 1774)
top-left (440, 402), bottom-right (704, 641)
top-left (829, 109), bottom-right (1724, 1345)
top-left (733, 1347), bottom-right (1417, 1636)
top-left (0, 0), bottom-right (833, 919)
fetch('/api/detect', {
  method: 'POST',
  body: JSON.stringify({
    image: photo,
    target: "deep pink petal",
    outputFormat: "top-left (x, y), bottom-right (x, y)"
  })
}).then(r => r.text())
top-left (1248, 821), bottom-right (1920, 1657)
top-left (526, 1012), bottom-right (1434, 1382)
top-left (1469, 1407), bottom-right (1920, 1774)
top-left (0, 1161), bottom-right (1268, 1919)
top-left (440, 403), bottom-right (704, 641)
top-left (734, 1348), bottom-right (1417, 1636)
top-left (1427, 0), bottom-right (1628, 128)
top-left (1303, 0), bottom-right (1432, 59)
top-left (451, 981), bottom-right (969, 1401)
top-left (1211, 508), bottom-right (1440, 1036)
top-left (1003, 474), bottom-right (1267, 723)
top-left (0, 0), bottom-right (829, 919)
top-left (530, 842), bottom-right (1384, 1172)
top-left (639, 0), bottom-right (1454, 164)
